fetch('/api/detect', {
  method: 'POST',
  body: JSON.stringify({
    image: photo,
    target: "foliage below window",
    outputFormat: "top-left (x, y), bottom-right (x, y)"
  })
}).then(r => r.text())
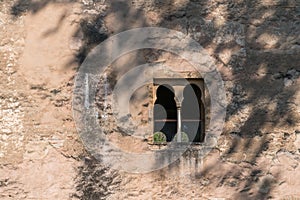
top-left (153, 132), bottom-right (167, 144)
top-left (173, 132), bottom-right (189, 142)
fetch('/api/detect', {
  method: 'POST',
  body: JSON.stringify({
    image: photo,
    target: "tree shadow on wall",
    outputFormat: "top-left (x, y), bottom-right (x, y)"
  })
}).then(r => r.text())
top-left (10, 0), bottom-right (300, 199)
top-left (155, 0), bottom-right (299, 199)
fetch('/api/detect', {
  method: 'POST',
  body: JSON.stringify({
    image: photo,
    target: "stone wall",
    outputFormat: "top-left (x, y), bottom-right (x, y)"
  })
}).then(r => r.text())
top-left (0, 0), bottom-right (299, 199)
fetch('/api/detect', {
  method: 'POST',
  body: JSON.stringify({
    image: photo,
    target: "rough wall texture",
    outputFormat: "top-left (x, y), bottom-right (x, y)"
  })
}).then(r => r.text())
top-left (0, 0), bottom-right (300, 199)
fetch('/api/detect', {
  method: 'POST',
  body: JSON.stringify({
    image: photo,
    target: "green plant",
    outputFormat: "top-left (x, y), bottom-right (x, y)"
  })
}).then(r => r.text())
top-left (153, 132), bottom-right (167, 144)
top-left (173, 132), bottom-right (189, 142)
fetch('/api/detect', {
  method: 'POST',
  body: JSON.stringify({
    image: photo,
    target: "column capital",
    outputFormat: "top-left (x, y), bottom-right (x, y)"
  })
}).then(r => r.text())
top-left (173, 85), bottom-right (184, 107)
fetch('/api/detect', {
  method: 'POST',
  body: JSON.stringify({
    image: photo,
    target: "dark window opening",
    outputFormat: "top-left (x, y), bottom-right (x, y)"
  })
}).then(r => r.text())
top-left (182, 84), bottom-right (205, 142)
top-left (153, 78), bottom-right (205, 144)
top-left (154, 84), bottom-right (177, 141)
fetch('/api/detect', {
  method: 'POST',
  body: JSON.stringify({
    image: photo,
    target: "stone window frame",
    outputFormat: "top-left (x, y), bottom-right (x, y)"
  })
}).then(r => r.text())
top-left (151, 77), bottom-right (205, 144)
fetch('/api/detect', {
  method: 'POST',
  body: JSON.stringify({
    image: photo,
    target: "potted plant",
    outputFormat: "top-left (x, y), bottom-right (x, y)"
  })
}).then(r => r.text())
top-left (153, 132), bottom-right (167, 145)
top-left (173, 132), bottom-right (190, 143)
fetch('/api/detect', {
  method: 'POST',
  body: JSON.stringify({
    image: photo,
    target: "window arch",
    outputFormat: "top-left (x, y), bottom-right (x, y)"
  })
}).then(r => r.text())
top-left (152, 78), bottom-right (205, 143)
top-left (182, 84), bottom-right (205, 142)
top-left (154, 84), bottom-right (177, 141)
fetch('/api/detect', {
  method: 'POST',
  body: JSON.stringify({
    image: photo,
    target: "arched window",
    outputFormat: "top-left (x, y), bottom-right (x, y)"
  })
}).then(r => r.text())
top-left (182, 84), bottom-right (205, 142)
top-left (154, 84), bottom-right (177, 141)
top-left (152, 78), bottom-right (205, 144)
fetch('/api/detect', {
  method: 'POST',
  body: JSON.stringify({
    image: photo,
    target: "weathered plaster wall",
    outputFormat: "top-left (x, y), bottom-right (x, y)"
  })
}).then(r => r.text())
top-left (0, 0), bottom-right (299, 199)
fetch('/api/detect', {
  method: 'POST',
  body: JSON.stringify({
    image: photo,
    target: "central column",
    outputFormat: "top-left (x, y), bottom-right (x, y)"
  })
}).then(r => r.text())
top-left (173, 86), bottom-right (184, 142)
top-left (177, 106), bottom-right (182, 142)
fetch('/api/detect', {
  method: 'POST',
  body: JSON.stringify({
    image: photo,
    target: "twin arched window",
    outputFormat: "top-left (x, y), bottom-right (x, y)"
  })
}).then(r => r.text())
top-left (154, 83), bottom-right (205, 142)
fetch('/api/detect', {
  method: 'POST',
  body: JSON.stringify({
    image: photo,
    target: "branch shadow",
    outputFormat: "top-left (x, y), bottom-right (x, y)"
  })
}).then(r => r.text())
top-left (9, 0), bottom-right (300, 199)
